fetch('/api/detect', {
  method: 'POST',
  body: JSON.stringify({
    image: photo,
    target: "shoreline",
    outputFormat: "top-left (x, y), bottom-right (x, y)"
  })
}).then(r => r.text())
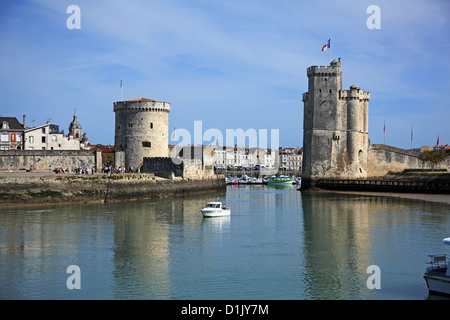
top-left (305, 188), bottom-right (450, 205)
top-left (0, 172), bottom-right (226, 209)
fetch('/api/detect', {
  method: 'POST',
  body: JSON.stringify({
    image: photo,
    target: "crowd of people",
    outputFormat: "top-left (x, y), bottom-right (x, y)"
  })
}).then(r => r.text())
top-left (53, 167), bottom-right (97, 174)
top-left (51, 164), bottom-right (137, 175)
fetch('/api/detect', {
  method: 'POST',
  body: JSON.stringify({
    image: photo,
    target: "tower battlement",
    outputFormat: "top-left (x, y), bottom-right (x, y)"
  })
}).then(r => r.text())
top-left (306, 58), bottom-right (341, 77)
top-left (340, 86), bottom-right (370, 101)
top-left (114, 98), bottom-right (170, 113)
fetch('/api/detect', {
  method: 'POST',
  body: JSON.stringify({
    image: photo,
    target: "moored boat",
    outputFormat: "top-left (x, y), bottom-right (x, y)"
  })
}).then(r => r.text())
top-left (424, 238), bottom-right (450, 296)
top-left (266, 175), bottom-right (294, 185)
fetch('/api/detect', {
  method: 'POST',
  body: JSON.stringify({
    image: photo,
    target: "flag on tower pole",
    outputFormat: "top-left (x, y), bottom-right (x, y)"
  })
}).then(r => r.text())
top-left (322, 38), bottom-right (331, 63)
top-left (383, 121), bottom-right (386, 145)
top-left (437, 133), bottom-right (440, 146)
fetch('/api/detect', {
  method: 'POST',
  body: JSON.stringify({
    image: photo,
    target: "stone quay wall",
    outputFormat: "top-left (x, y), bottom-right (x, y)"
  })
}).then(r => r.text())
top-left (367, 144), bottom-right (450, 177)
top-left (0, 150), bottom-right (102, 172)
top-left (0, 173), bottom-right (226, 206)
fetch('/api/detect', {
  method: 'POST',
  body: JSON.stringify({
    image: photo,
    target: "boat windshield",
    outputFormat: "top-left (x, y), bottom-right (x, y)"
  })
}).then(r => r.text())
top-left (206, 203), bottom-right (221, 208)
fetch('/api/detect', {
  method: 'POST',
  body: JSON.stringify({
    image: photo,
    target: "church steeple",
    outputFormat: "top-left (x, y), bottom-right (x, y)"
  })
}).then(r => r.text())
top-left (69, 110), bottom-right (82, 139)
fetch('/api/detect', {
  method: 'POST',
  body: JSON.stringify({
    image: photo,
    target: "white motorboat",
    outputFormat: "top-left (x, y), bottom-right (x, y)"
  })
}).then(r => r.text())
top-left (201, 202), bottom-right (231, 218)
top-left (423, 237), bottom-right (450, 296)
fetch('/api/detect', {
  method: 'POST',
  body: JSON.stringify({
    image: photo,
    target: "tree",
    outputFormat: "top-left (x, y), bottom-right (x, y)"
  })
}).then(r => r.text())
top-left (419, 150), bottom-right (448, 169)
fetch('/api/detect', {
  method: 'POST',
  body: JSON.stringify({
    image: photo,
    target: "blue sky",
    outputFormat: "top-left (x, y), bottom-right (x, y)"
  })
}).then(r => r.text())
top-left (0, 0), bottom-right (449, 149)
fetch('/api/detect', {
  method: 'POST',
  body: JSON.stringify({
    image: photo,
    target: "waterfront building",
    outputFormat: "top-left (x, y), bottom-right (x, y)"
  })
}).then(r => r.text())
top-left (1, 114), bottom-right (88, 151)
top-left (0, 116), bottom-right (25, 150)
top-left (24, 122), bottom-right (80, 150)
top-left (212, 146), bottom-right (281, 172)
top-left (279, 147), bottom-right (302, 175)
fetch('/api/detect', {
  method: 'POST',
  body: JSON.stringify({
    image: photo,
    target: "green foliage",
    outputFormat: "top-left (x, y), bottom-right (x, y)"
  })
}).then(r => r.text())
top-left (418, 150), bottom-right (449, 164)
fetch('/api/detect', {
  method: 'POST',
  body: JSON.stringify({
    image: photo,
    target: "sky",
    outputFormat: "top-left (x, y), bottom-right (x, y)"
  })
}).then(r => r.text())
top-left (0, 0), bottom-right (449, 150)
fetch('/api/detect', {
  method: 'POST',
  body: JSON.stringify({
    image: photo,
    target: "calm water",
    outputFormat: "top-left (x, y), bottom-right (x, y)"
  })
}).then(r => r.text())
top-left (0, 185), bottom-right (449, 300)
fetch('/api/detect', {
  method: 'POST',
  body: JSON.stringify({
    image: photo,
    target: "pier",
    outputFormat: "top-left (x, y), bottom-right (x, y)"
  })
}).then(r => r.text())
top-left (313, 175), bottom-right (450, 194)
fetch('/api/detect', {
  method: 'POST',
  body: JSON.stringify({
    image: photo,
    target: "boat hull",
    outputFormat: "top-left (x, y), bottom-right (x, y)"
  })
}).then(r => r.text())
top-left (267, 180), bottom-right (294, 185)
top-left (424, 274), bottom-right (450, 296)
top-left (201, 209), bottom-right (231, 218)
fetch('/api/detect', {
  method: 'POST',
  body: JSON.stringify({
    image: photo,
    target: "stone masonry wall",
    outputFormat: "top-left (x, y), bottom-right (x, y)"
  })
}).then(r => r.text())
top-left (367, 144), bottom-right (450, 177)
top-left (0, 173), bottom-right (226, 205)
top-left (0, 150), bottom-right (100, 172)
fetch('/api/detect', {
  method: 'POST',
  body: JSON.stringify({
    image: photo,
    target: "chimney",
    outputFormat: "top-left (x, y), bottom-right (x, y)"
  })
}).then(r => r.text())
top-left (23, 115), bottom-right (26, 129)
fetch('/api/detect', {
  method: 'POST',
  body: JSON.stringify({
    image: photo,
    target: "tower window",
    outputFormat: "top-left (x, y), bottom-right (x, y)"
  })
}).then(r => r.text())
top-left (150, 123), bottom-right (153, 129)
top-left (142, 141), bottom-right (151, 148)
top-left (318, 89), bottom-right (322, 93)
top-left (329, 89), bottom-right (332, 93)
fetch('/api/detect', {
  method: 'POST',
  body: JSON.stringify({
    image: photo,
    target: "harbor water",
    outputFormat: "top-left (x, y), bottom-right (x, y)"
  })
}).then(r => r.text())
top-left (0, 185), bottom-right (449, 300)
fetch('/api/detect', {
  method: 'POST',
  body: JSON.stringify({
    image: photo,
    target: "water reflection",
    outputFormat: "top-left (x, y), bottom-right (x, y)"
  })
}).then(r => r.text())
top-left (300, 192), bottom-right (450, 300)
top-left (0, 187), bottom-right (449, 299)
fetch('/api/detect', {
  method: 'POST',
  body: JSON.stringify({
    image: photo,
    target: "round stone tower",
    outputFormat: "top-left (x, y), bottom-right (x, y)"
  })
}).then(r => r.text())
top-left (113, 98), bottom-right (170, 170)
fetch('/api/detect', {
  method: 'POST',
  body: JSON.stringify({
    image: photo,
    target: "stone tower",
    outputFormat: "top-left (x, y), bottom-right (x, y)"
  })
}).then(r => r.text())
top-left (301, 58), bottom-right (370, 189)
top-left (69, 112), bottom-right (82, 139)
top-left (114, 98), bottom-right (170, 170)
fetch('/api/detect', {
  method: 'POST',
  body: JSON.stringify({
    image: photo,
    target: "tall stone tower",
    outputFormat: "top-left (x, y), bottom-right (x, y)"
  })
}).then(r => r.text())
top-left (301, 58), bottom-right (370, 189)
top-left (114, 98), bottom-right (170, 170)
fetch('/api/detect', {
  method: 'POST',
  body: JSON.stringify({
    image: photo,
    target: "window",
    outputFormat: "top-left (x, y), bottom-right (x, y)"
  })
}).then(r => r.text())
top-left (142, 141), bottom-right (151, 148)
top-left (29, 136), bottom-right (34, 143)
top-left (329, 89), bottom-right (332, 93)
top-left (42, 128), bottom-right (46, 133)
top-left (52, 135), bottom-right (57, 142)
top-left (42, 136), bottom-right (46, 143)
top-left (17, 134), bottom-right (21, 142)
top-left (150, 123), bottom-right (153, 129)
top-left (1, 133), bottom-right (8, 142)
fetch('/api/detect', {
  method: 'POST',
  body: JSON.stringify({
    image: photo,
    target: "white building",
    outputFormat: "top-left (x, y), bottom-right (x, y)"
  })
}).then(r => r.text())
top-left (279, 148), bottom-right (302, 174)
top-left (24, 123), bottom-right (80, 150)
top-left (213, 146), bottom-right (279, 170)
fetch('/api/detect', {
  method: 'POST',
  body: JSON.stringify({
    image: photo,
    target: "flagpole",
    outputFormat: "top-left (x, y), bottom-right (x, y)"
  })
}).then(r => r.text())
top-left (329, 37), bottom-right (331, 63)
top-left (411, 127), bottom-right (413, 149)
top-left (383, 120), bottom-right (386, 145)
top-left (121, 75), bottom-right (123, 101)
